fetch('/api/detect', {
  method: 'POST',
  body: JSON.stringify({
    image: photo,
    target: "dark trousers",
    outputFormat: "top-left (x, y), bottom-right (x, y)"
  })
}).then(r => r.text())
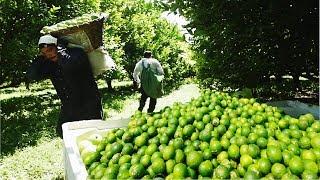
top-left (138, 88), bottom-right (157, 113)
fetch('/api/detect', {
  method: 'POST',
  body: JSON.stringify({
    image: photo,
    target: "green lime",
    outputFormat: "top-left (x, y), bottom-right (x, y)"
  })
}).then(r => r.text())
top-left (243, 170), bottom-right (260, 180)
top-left (160, 134), bottom-right (169, 145)
top-left (287, 144), bottom-right (300, 155)
top-left (240, 154), bottom-right (253, 169)
top-left (151, 158), bottom-right (165, 175)
top-left (215, 151), bottom-right (228, 165)
top-left (267, 146), bottom-right (282, 163)
top-left (300, 149), bottom-right (317, 161)
top-left (129, 163), bottom-right (145, 178)
top-left (236, 136), bottom-right (247, 146)
top-left (187, 167), bottom-right (197, 178)
top-left (175, 149), bottom-right (185, 163)
top-left (199, 129), bottom-right (211, 142)
top-left (195, 121), bottom-right (205, 131)
top-left (148, 136), bottom-right (160, 145)
top-left (282, 150), bottom-right (293, 166)
top-left (134, 135), bottom-right (147, 147)
top-left (303, 159), bottom-right (318, 174)
top-left (140, 154), bottom-right (151, 167)
top-left (118, 155), bottom-right (131, 165)
top-left (166, 159), bottom-right (176, 174)
top-left (119, 163), bottom-right (131, 172)
top-left (257, 137), bottom-right (268, 149)
top-left (136, 146), bottom-right (147, 156)
top-left (248, 144), bottom-right (260, 159)
top-left (151, 151), bottom-right (162, 162)
top-left (214, 165), bottom-right (230, 179)
top-left (247, 133), bottom-right (258, 143)
top-left (203, 148), bottom-right (213, 160)
top-left (147, 126), bottom-right (157, 137)
top-left (121, 143), bottom-right (134, 155)
top-left (228, 144), bottom-right (240, 159)
top-left (220, 138), bottom-right (231, 150)
top-left (186, 151), bottom-right (203, 169)
top-left (145, 143), bottom-right (158, 155)
top-left (271, 163), bottom-right (286, 179)
top-left (289, 156), bottom-right (304, 175)
top-left (199, 160), bottom-right (213, 177)
top-left (210, 139), bottom-right (222, 154)
top-left (202, 114), bottom-right (211, 124)
top-left (131, 154), bottom-right (141, 164)
top-left (173, 163), bottom-right (188, 178)
top-left (258, 158), bottom-right (271, 175)
top-left (183, 124), bottom-right (195, 138)
top-left (111, 142), bottom-right (123, 154)
top-left (163, 145), bottom-right (175, 160)
top-left (240, 144), bottom-right (249, 155)
top-left (301, 170), bottom-right (318, 180)
top-left (103, 166), bottom-right (118, 179)
top-left (311, 135), bottom-right (320, 149)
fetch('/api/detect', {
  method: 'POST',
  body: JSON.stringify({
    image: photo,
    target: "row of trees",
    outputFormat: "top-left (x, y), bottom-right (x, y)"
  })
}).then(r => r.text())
top-left (165, 0), bottom-right (319, 96)
top-left (0, 0), bottom-right (194, 88)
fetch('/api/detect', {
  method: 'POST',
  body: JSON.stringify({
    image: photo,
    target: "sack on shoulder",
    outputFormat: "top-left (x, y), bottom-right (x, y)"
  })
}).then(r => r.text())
top-left (141, 63), bottom-right (164, 98)
top-left (87, 47), bottom-right (116, 77)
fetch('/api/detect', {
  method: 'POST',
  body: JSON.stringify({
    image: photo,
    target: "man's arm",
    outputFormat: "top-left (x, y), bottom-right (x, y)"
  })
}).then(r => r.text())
top-left (133, 61), bottom-right (142, 84)
top-left (26, 56), bottom-right (51, 81)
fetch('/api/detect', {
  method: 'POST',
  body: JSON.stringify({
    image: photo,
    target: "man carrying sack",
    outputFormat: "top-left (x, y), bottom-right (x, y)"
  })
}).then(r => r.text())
top-left (27, 35), bottom-right (103, 138)
top-left (133, 51), bottom-right (164, 113)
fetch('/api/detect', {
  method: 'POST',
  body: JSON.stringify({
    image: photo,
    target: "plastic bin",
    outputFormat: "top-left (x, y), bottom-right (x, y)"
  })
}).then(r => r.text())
top-left (267, 100), bottom-right (319, 119)
top-left (62, 118), bottom-right (130, 180)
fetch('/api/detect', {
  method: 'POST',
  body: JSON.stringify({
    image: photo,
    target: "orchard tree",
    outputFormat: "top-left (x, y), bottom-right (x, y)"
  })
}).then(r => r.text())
top-left (166, 0), bottom-right (318, 95)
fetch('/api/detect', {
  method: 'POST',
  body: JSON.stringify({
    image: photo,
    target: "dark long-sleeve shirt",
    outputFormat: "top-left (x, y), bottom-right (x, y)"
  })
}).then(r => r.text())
top-left (27, 47), bottom-right (102, 119)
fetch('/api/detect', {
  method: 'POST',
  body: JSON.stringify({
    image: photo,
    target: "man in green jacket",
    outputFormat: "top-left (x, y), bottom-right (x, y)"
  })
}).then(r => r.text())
top-left (133, 51), bottom-right (164, 113)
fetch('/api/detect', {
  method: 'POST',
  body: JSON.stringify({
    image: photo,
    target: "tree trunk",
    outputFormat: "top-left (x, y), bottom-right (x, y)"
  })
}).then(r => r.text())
top-left (292, 74), bottom-right (301, 91)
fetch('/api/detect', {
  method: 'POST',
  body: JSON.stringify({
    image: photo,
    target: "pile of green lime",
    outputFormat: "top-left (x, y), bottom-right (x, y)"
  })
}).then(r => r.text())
top-left (40, 13), bottom-right (101, 34)
top-left (81, 90), bottom-right (320, 179)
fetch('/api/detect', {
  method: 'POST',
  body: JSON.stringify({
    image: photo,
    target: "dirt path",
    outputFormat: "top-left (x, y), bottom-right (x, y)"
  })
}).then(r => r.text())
top-left (108, 83), bottom-right (201, 120)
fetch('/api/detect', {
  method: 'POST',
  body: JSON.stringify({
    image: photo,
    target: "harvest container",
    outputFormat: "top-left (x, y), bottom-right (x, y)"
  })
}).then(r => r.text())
top-left (62, 118), bottom-right (130, 180)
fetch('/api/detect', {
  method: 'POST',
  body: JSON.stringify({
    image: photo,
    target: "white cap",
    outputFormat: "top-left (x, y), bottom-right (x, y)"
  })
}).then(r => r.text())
top-left (38, 35), bottom-right (57, 46)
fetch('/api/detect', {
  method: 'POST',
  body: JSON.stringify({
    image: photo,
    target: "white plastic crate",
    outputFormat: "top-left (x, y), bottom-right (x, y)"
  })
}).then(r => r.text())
top-left (62, 118), bottom-right (130, 180)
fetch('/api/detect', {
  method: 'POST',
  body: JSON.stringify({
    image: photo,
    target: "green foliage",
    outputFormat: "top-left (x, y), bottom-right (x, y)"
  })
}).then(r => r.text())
top-left (1, 0), bottom-right (194, 89)
top-left (0, 0), bottom-right (100, 86)
top-left (101, 0), bottom-right (194, 87)
top-left (166, 0), bottom-right (318, 95)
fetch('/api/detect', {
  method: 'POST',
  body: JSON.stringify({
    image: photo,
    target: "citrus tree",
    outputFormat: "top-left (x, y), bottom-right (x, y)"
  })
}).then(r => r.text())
top-left (165, 0), bottom-right (318, 95)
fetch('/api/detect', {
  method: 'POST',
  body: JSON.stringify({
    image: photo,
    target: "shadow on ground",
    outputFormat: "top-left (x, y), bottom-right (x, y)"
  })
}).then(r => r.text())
top-left (1, 84), bottom-right (136, 156)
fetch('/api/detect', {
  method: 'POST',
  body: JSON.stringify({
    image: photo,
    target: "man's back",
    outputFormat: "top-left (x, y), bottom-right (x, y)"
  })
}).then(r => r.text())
top-left (27, 47), bottom-right (101, 110)
top-left (133, 57), bottom-right (164, 84)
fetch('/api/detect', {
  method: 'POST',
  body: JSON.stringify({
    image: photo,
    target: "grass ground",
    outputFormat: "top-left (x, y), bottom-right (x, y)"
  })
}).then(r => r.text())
top-left (0, 79), bottom-right (200, 179)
